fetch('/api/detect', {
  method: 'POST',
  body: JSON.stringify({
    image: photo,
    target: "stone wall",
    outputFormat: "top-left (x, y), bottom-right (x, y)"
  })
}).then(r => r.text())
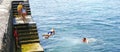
top-left (0, 0), bottom-right (30, 52)
top-left (0, 0), bottom-right (3, 4)
top-left (0, 0), bottom-right (15, 52)
top-left (0, 0), bottom-right (29, 52)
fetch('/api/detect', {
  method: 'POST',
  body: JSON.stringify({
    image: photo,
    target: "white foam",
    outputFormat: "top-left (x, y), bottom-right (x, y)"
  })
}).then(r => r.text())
top-left (87, 38), bottom-right (97, 43)
top-left (60, 37), bottom-right (82, 45)
top-left (63, 37), bottom-right (97, 45)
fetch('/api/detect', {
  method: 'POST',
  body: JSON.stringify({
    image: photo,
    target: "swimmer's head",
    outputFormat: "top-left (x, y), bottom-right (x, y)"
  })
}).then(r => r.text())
top-left (50, 28), bottom-right (55, 32)
top-left (83, 38), bottom-right (86, 40)
top-left (83, 38), bottom-right (87, 43)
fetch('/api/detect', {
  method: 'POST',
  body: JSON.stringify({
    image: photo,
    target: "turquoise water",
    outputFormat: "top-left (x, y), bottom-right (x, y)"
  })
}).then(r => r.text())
top-left (29, 0), bottom-right (120, 52)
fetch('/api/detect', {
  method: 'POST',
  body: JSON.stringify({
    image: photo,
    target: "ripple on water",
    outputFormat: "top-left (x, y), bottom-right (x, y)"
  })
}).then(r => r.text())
top-left (106, 16), bottom-right (120, 21)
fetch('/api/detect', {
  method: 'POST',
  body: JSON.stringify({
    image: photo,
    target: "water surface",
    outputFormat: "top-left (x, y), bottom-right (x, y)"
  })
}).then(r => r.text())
top-left (29, 0), bottom-right (120, 52)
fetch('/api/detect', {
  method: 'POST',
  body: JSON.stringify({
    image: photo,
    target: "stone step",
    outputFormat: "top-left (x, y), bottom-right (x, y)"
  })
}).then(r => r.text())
top-left (12, 1), bottom-right (29, 5)
top-left (15, 24), bottom-right (36, 28)
top-left (17, 30), bottom-right (37, 33)
top-left (18, 33), bottom-right (38, 37)
top-left (18, 32), bottom-right (38, 36)
top-left (13, 7), bottom-right (30, 11)
top-left (21, 43), bottom-right (44, 52)
top-left (16, 27), bottom-right (36, 30)
top-left (12, 1), bottom-right (28, 4)
top-left (19, 39), bottom-right (39, 44)
top-left (14, 23), bottom-right (36, 26)
top-left (13, 12), bottom-right (31, 15)
top-left (18, 32), bottom-right (38, 35)
top-left (13, 9), bottom-right (31, 14)
top-left (17, 29), bottom-right (37, 33)
top-left (15, 24), bottom-right (36, 27)
top-left (12, 4), bottom-right (30, 8)
top-left (19, 35), bottom-right (39, 41)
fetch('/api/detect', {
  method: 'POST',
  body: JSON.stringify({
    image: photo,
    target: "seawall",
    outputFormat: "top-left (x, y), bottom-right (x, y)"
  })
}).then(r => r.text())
top-left (0, 0), bottom-right (14, 52)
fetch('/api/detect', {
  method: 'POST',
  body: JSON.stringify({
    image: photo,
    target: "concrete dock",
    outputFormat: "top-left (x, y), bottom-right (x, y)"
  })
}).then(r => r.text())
top-left (0, 0), bottom-right (44, 52)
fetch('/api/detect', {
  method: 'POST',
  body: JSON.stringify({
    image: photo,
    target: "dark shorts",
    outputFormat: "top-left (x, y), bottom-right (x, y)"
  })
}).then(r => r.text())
top-left (48, 31), bottom-right (52, 35)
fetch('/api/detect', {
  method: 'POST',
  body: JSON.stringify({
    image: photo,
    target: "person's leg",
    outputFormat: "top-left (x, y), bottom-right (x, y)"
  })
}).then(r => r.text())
top-left (22, 13), bottom-right (26, 23)
top-left (16, 37), bottom-right (20, 48)
top-left (17, 10), bottom-right (20, 17)
top-left (45, 36), bottom-right (49, 39)
top-left (17, 10), bottom-right (22, 17)
top-left (43, 34), bottom-right (50, 36)
top-left (43, 34), bottom-right (50, 39)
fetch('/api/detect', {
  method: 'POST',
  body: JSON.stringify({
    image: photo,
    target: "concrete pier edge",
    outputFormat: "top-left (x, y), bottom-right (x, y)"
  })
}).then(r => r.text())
top-left (0, 0), bottom-right (44, 52)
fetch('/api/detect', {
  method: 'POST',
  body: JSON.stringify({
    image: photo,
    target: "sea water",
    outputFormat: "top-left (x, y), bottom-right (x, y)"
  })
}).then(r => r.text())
top-left (29, 0), bottom-right (120, 52)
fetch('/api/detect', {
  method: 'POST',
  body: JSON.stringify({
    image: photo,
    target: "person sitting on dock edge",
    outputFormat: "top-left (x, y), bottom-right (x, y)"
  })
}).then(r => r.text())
top-left (17, 2), bottom-right (23, 17)
top-left (22, 5), bottom-right (27, 23)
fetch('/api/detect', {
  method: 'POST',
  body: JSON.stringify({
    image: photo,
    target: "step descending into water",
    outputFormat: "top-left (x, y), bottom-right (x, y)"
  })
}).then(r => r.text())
top-left (12, 1), bottom-right (44, 52)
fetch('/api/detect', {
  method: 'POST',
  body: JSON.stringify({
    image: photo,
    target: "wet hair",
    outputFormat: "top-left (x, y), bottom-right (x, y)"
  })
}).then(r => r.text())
top-left (83, 38), bottom-right (86, 42)
top-left (83, 38), bottom-right (86, 40)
